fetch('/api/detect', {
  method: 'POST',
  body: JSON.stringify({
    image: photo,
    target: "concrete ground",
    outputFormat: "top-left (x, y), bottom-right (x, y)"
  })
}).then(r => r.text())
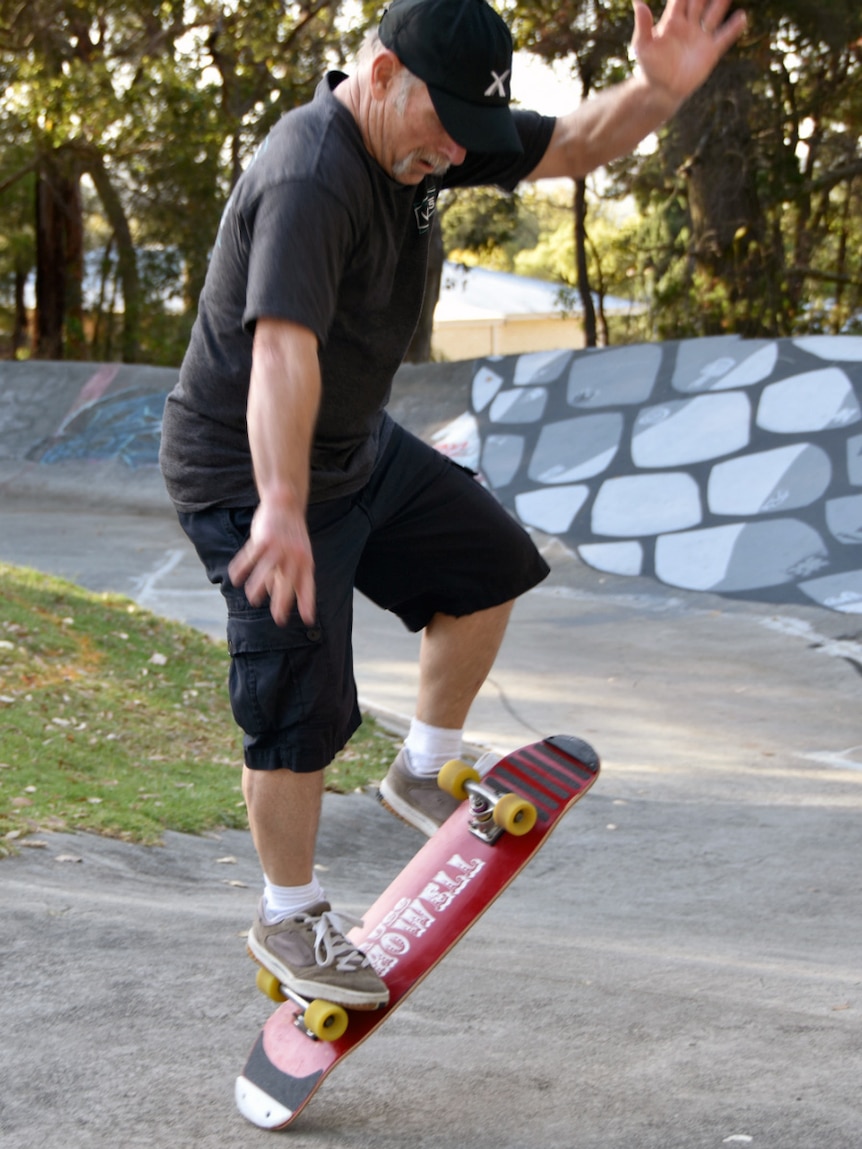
top-left (1, 383), bottom-right (861, 1146)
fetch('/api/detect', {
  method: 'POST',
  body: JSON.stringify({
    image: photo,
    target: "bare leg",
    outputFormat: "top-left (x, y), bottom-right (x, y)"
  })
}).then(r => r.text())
top-left (415, 599), bottom-right (514, 729)
top-left (243, 761), bottom-right (389, 1007)
top-left (242, 766), bottom-right (323, 887)
top-left (245, 600), bottom-right (513, 878)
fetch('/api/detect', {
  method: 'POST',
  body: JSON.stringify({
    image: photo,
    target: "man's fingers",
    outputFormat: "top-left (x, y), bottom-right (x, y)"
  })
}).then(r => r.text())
top-left (227, 538), bottom-right (316, 626)
top-left (265, 561), bottom-right (316, 627)
top-left (267, 571), bottom-right (297, 627)
top-left (295, 565), bottom-right (317, 629)
top-left (711, 7), bottom-right (747, 53)
top-left (227, 540), bottom-right (255, 590)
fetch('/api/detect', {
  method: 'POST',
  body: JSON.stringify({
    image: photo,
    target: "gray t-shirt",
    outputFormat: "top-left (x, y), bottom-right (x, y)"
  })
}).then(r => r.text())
top-left (160, 73), bottom-right (555, 511)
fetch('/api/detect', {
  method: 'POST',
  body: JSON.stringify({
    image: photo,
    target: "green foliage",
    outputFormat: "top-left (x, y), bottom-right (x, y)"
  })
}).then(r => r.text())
top-left (441, 184), bottom-right (572, 275)
top-left (502, 1), bottom-right (862, 339)
top-left (2, 1), bottom-right (861, 353)
top-left (508, 0), bottom-right (634, 89)
top-left (0, 0), bottom-right (360, 363)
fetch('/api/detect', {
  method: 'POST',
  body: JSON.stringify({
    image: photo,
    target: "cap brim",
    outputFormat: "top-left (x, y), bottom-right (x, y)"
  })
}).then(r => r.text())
top-left (427, 85), bottom-right (523, 154)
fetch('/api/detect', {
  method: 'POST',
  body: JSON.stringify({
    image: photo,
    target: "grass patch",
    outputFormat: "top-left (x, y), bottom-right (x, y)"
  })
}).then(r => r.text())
top-left (0, 562), bottom-right (400, 855)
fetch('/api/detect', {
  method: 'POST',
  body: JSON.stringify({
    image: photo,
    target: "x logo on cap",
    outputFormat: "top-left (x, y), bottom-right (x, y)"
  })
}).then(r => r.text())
top-left (484, 69), bottom-right (510, 98)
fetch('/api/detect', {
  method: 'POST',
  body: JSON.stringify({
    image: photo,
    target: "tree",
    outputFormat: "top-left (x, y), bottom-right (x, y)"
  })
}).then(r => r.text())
top-left (505, 1), bottom-right (862, 340)
top-left (0, 142), bottom-right (37, 355)
top-left (0, 0), bottom-right (349, 362)
top-left (510, 0), bottom-right (634, 345)
top-left (647, 0), bottom-right (862, 336)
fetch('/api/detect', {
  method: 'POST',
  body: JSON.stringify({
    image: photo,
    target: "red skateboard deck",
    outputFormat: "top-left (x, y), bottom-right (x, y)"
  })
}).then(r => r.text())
top-left (235, 734), bottom-right (600, 1130)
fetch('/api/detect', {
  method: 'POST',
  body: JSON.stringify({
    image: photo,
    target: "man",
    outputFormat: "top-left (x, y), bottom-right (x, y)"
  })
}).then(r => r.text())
top-left (160, 0), bottom-right (746, 1010)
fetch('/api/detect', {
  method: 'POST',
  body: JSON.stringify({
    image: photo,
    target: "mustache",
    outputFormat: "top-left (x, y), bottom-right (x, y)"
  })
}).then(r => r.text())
top-left (392, 150), bottom-right (451, 178)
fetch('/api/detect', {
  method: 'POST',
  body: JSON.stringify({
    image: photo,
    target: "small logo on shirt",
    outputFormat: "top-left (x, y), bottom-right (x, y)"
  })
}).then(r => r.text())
top-left (414, 185), bottom-right (439, 234)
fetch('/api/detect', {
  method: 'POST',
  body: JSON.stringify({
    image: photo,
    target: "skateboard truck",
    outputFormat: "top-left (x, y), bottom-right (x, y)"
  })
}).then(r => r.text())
top-left (254, 967), bottom-right (349, 1042)
top-left (437, 759), bottom-right (538, 844)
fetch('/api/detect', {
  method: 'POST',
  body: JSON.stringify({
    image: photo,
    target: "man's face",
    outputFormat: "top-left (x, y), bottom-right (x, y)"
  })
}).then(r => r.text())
top-left (385, 71), bottom-right (467, 185)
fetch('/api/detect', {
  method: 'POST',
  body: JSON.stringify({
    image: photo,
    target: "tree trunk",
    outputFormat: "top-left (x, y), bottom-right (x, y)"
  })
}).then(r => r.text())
top-left (12, 264), bottom-right (28, 358)
top-left (574, 178), bottom-right (597, 347)
top-left (86, 150), bottom-right (140, 363)
top-left (34, 160), bottom-right (66, 358)
top-left (669, 58), bottom-right (784, 335)
top-left (63, 160), bottom-right (87, 358)
top-left (33, 152), bottom-right (86, 360)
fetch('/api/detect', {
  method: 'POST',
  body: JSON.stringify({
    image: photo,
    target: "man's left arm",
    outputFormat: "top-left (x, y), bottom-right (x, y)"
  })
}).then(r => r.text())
top-left (527, 0), bottom-right (747, 182)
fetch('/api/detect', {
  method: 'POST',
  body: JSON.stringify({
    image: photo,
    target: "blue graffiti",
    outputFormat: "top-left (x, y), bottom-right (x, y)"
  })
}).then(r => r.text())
top-left (36, 391), bottom-right (166, 469)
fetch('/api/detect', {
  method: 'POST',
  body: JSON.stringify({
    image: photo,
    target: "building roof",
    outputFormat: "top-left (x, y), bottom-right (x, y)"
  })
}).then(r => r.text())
top-left (433, 261), bottom-right (640, 323)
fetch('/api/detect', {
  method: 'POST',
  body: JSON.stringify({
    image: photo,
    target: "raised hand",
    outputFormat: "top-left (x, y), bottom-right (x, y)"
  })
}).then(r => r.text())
top-left (631, 0), bottom-right (748, 103)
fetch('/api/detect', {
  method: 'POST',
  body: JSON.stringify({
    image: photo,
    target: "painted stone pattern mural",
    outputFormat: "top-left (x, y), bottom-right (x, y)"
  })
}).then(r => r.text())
top-left (432, 335), bottom-right (862, 615)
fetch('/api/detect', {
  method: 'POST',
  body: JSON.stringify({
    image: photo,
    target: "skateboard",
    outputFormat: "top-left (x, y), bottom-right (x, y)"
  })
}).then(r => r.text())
top-left (235, 734), bottom-right (600, 1130)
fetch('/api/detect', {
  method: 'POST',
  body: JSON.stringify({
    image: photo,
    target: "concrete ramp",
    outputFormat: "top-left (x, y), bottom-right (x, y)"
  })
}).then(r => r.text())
top-left (0, 360), bottom-right (178, 512)
top-left (2, 336), bottom-right (861, 613)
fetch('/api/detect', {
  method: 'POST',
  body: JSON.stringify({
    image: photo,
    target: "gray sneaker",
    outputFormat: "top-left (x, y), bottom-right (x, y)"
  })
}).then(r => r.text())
top-left (377, 747), bottom-right (461, 836)
top-left (248, 900), bottom-right (389, 1010)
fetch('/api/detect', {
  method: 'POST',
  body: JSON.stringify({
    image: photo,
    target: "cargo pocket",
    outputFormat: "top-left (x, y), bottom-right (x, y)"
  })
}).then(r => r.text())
top-left (226, 606), bottom-right (323, 738)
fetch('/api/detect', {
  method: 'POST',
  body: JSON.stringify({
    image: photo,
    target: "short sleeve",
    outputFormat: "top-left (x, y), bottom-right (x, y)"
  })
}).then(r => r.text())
top-left (442, 110), bottom-right (557, 194)
top-left (242, 182), bottom-right (355, 344)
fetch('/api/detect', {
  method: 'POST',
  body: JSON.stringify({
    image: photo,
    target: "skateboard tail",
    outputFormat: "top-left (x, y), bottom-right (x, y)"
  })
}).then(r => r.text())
top-left (235, 1032), bottom-right (322, 1130)
top-left (489, 736), bottom-right (600, 824)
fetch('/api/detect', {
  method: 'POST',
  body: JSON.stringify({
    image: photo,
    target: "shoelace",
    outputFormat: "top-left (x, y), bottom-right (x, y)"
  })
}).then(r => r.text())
top-left (308, 908), bottom-right (369, 972)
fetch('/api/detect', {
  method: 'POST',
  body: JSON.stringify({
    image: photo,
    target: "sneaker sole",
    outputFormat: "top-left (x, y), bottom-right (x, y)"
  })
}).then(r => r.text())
top-left (377, 777), bottom-right (441, 838)
top-left (246, 936), bottom-right (388, 1011)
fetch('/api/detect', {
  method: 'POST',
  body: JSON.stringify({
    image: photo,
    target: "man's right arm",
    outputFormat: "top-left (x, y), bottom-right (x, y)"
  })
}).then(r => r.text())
top-left (227, 317), bottom-right (320, 627)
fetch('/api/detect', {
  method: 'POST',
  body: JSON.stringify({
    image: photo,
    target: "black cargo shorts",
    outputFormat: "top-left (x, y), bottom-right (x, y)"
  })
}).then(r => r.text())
top-left (177, 423), bottom-right (549, 773)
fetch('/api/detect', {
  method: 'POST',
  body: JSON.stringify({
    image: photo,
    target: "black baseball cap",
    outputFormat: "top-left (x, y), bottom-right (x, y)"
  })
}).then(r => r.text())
top-left (378, 0), bottom-right (522, 154)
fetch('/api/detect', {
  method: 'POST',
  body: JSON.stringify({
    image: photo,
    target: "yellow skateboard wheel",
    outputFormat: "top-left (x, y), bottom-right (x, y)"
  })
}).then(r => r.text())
top-left (303, 999), bottom-right (349, 1042)
top-left (493, 792), bottom-right (537, 836)
top-left (255, 967), bottom-right (287, 1004)
top-left (437, 758), bottom-right (480, 800)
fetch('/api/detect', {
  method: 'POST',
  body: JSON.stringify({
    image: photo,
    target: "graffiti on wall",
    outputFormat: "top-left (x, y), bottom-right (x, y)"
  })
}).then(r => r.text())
top-left (28, 376), bottom-right (166, 470)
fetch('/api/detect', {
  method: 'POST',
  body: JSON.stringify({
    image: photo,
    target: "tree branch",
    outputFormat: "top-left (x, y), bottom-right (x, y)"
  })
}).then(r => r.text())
top-left (793, 265), bottom-right (862, 290)
top-left (0, 155), bottom-right (40, 196)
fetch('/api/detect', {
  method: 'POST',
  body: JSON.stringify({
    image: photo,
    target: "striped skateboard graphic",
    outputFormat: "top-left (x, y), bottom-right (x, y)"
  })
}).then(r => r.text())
top-left (236, 734), bottom-right (600, 1130)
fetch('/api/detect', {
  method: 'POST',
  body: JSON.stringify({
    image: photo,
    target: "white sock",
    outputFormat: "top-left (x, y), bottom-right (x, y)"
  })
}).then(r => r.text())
top-left (262, 873), bottom-right (326, 923)
top-left (404, 717), bottom-right (463, 778)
